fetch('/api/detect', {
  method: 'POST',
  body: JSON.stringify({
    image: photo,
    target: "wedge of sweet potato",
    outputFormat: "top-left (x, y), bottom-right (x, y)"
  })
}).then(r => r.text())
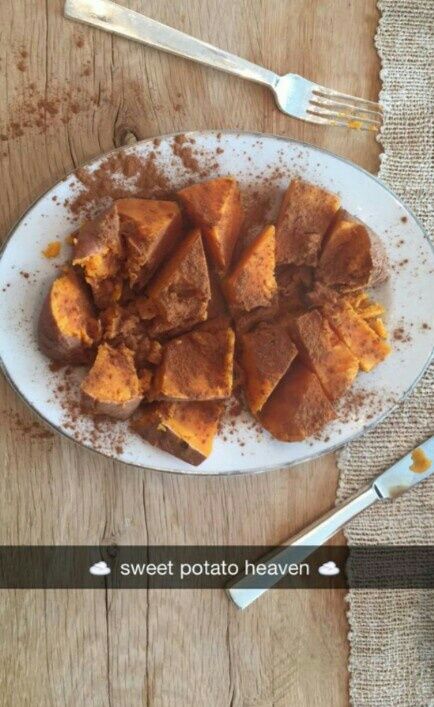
top-left (131, 400), bottom-right (223, 466)
top-left (147, 228), bottom-right (211, 336)
top-left (177, 177), bottom-right (243, 273)
top-left (240, 320), bottom-right (298, 413)
top-left (117, 198), bottom-right (182, 288)
top-left (276, 179), bottom-right (340, 266)
top-left (259, 360), bottom-right (336, 441)
top-left (80, 343), bottom-right (142, 419)
top-left (317, 209), bottom-right (388, 290)
top-left (322, 300), bottom-right (391, 372)
top-left (38, 269), bottom-right (100, 364)
top-left (224, 225), bottom-right (277, 312)
top-left (152, 327), bottom-right (235, 400)
top-left (289, 309), bottom-right (359, 401)
top-left (73, 205), bottom-right (122, 283)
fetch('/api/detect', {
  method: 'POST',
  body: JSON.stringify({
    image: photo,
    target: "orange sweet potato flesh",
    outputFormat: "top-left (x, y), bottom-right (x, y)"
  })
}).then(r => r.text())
top-left (80, 343), bottom-right (142, 419)
top-left (131, 400), bottom-right (223, 466)
top-left (317, 210), bottom-right (388, 290)
top-left (259, 360), bottom-right (336, 441)
top-left (38, 269), bottom-right (100, 364)
top-left (289, 309), bottom-right (359, 401)
top-left (73, 205), bottom-right (122, 283)
top-left (117, 198), bottom-right (182, 288)
top-left (224, 225), bottom-right (277, 312)
top-left (177, 177), bottom-right (243, 273)
top-left (152, 327), bottom-right (235, 401)
top-left (276, 179), bottom-right (340, 266)
top-left (240, 320), bottom-right (298, 413)
top-left (147, 228), bottom-right (211, 336)
top-left (322, 300), bottom-right (391, 372)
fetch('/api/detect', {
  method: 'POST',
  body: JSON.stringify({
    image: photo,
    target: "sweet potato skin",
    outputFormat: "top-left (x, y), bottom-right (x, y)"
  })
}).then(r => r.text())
top-left (38, 270), bottom-right (99, 365)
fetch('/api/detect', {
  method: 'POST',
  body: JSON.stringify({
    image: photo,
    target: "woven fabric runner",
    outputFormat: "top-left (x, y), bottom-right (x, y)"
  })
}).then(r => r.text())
top-left (336, 1), bottom-right (434, 705)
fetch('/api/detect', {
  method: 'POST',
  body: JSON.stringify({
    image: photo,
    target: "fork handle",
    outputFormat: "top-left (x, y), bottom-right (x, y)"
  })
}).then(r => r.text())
top-left (65, 0), bottom-right (279, 89)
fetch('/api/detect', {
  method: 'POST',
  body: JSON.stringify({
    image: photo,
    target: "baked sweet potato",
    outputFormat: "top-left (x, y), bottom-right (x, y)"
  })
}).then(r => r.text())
top-left (224, 225), bottom-right (277, 312)
top-left (322, 300), bottom-right (391, 372)
top-left (276, 179), bottom-right (340, 266)
top-left (289, 309), bottom-right (359, 401)
top-left (147, 228), bottom-right (211, 336)
top-left (131, 400), bottom-right (223, 465)
top-left (177, 177), bottom-right (243, 273)
top-left (317, 209), bottom-right (388, 290)
top-left (117, 198), bottom-right (183, 288)
top-left (80, 343), bottom-right (142, 419)
top-left (38, 269), bottom-right (100, 364)
top-left (152, 327), bottom-right (235, 400)
top-left (259, 360), bottom-right (336, 441)
top-left (240, 320), bottom-right (298, 413)
top-left (73, 205), bottom-right (122, 283)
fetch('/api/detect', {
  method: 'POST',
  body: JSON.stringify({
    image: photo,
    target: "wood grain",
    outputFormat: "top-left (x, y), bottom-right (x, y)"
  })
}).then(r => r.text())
top-left (0, 1), bottom-right (380, 705)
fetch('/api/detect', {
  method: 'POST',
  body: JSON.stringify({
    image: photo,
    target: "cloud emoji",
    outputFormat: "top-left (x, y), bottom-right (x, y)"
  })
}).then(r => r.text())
top-left (318, 561), bottom-right (340, 577)
top-left (89, 561), bottom-right (111, 576)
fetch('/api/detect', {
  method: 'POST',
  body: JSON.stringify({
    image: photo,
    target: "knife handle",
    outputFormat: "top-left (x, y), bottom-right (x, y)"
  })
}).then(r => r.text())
top-left (227, 484), bottom-right (380, 610)
top-left (64, 0), bottom-right (278, 89)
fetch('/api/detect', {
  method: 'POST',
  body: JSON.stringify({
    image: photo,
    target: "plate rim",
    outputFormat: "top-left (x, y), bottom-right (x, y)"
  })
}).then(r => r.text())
top-left (0, 129), bottom-right (433, 476)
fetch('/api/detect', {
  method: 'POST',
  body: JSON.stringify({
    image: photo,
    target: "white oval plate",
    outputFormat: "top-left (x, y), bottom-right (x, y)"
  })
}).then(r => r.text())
top-left (0, 132), bottom-right (433, 475)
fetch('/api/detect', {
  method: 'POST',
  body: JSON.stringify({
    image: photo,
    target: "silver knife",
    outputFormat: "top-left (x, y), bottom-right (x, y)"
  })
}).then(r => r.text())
top-left (227, 436), bottom-right (434, 609)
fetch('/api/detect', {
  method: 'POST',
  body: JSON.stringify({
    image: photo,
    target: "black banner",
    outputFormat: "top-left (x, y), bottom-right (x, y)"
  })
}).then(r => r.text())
top-left (0, 546), bottom-right (434, 589)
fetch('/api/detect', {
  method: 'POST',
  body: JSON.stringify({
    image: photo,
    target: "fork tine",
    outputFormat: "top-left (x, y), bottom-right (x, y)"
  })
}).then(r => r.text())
top-left (307, 102), bottom-right (381, 128)
top-left (312, 86), bottom-right (382, 113)
top-left (310, 95), bottom-right (382, 121)
top-left (305, 110), bottom-right (380, 132)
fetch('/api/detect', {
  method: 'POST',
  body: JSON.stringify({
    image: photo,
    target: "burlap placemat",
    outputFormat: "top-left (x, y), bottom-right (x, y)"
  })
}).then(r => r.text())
top-left (336, 1), bottom-right (434, 705)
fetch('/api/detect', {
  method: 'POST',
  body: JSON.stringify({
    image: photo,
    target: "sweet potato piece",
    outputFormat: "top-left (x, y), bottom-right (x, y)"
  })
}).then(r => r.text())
top-left (240, 321), bottom-right (298, 413)
top-left (289, 309), bottom-right (359, 401)
top-left (147, 228), bottom-right (211, 336)
top-left (276, 179), bottom-right (340, 266)
top-left (153, 328), bottom-right (235, 400)
top-left (259, 361), bottom-right (336, 441)
top-left (177, 177), bottom-right (243, 273)
top-left (224, 225), bottom-right (277, 312)
top-left (322, 301), bottom-right (391, 372)
top-left (131, 401), bottom-right (223, 466)
top-left (317, 210), bottom-right (388, 290)
top-left (80, 343), bottom-right (142, 419)
top-left (38, 269), bottom-right (100, 364)
top-left (73, 206), bottom-right (122, 283)
top-left (116, 198), bottom-right (182, 288)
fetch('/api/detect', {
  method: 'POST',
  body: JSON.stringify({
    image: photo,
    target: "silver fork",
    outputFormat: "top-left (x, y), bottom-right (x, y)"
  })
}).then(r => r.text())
top-left (65, 0), bottom-right (382, 132)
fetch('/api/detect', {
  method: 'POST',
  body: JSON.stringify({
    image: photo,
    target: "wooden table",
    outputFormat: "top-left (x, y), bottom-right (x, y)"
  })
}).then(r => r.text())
top-left (0, 1), bottom-right (380, 705)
